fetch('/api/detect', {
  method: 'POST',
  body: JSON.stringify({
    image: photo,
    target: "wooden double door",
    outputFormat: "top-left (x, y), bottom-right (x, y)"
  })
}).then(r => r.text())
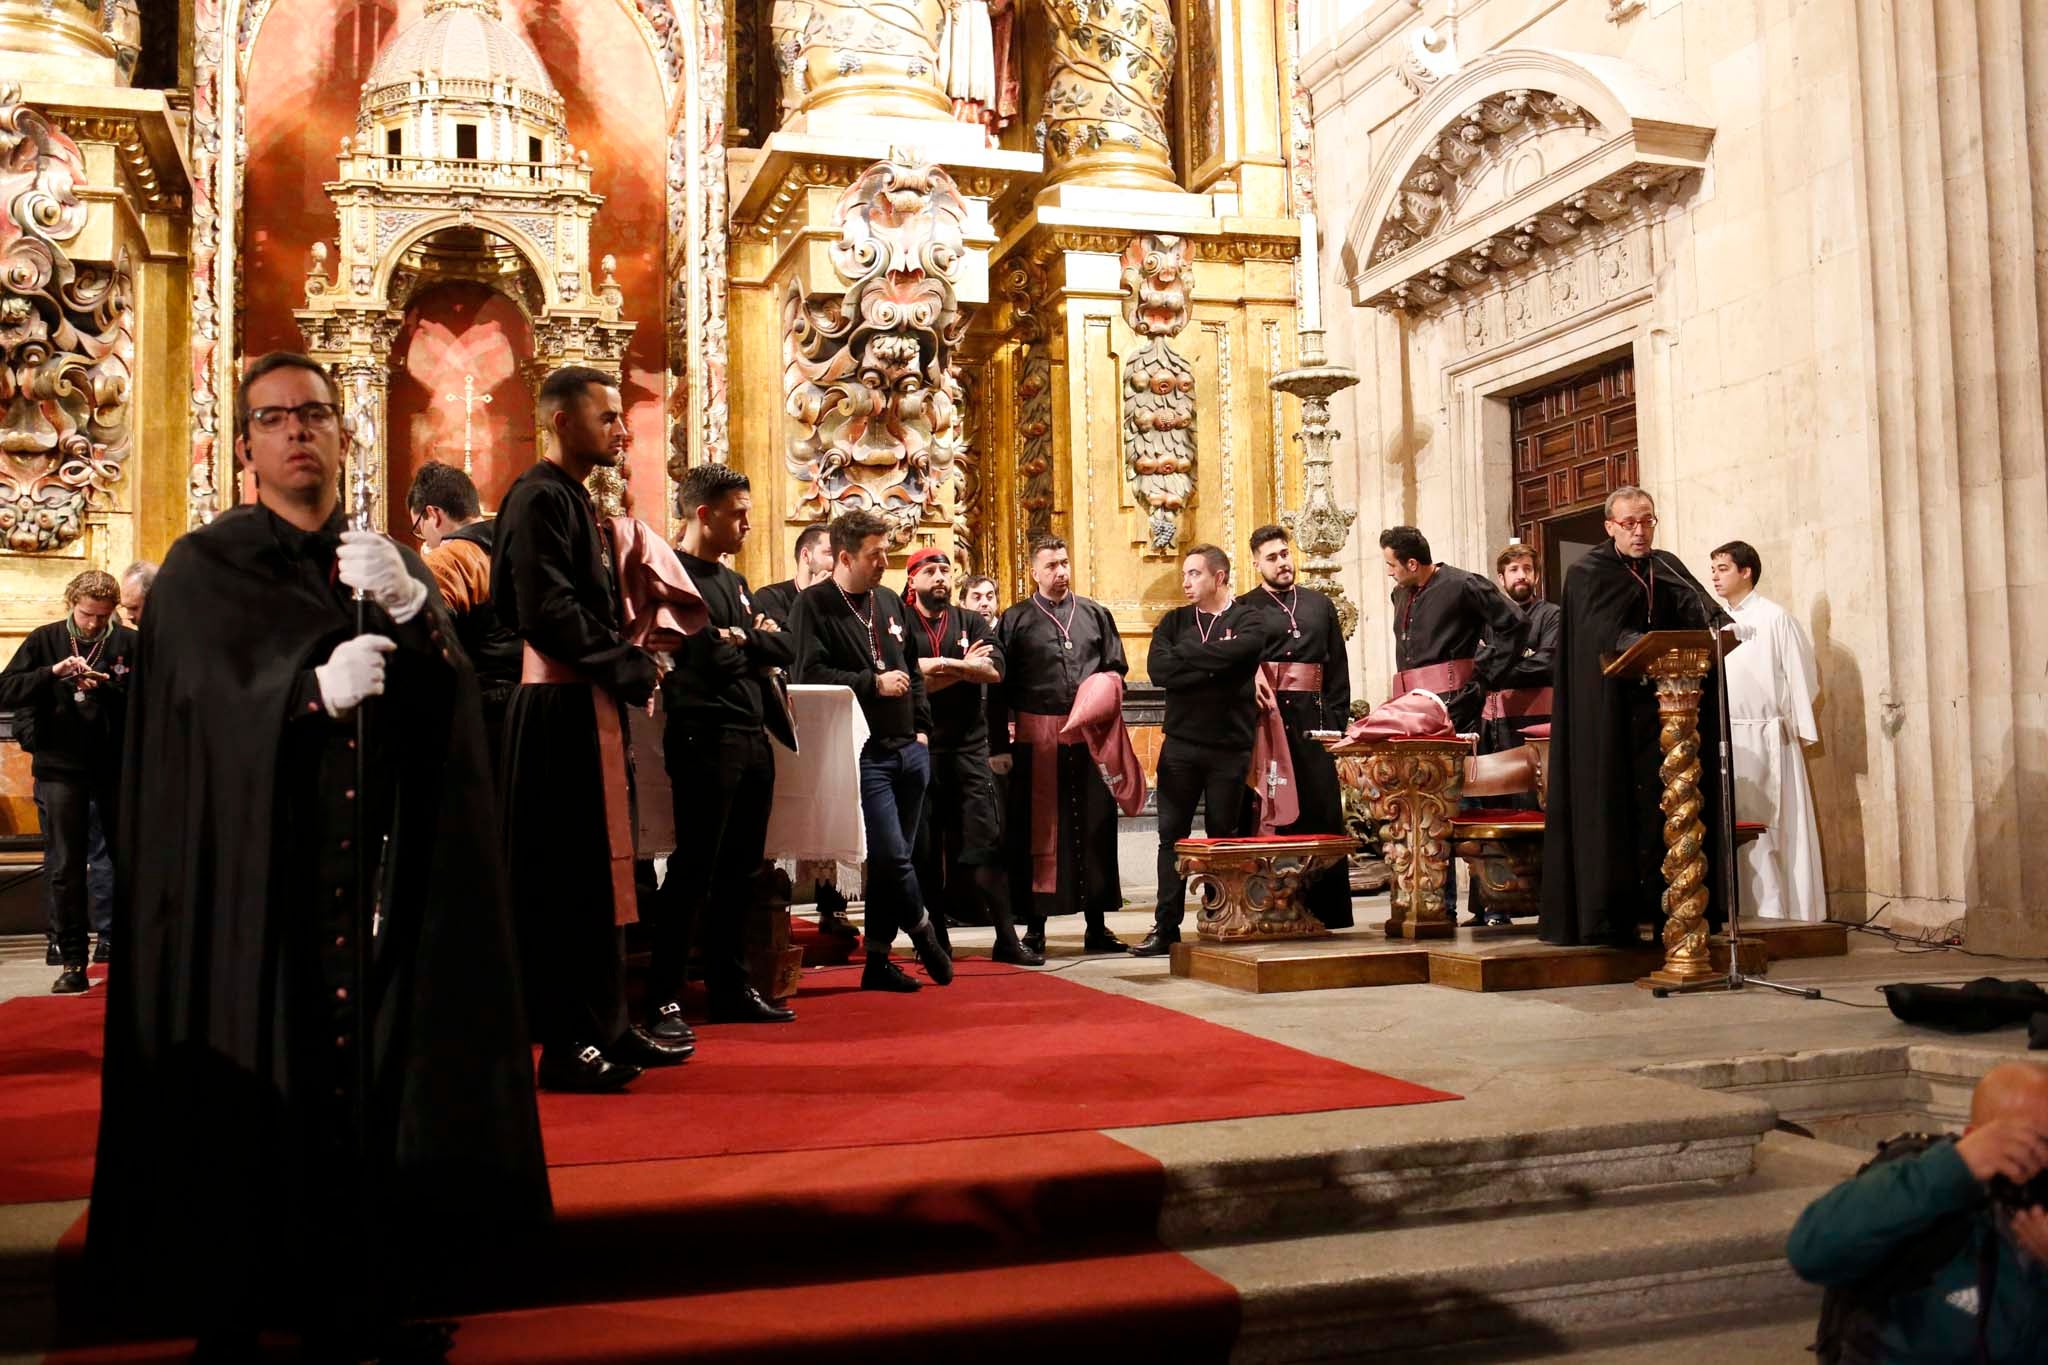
top-left (1509, 355), bottom-right (1638, 594)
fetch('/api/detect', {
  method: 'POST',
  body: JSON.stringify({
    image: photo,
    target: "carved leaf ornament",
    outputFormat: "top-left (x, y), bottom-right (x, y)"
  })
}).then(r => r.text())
top-left (784, 158), bottom-right (971, 545)
top-left (1119, 232), bottom-right (1194, 551)
top-left (0, 88), bottom-right (134, 554)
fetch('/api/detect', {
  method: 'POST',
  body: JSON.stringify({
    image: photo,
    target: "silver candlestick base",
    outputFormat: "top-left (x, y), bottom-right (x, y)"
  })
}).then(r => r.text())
top-left (1269, 328), bottom-right (1362, 638)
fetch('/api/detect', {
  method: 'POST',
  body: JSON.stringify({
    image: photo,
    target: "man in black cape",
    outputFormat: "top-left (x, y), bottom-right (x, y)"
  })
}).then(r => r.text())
top-left (89, 353), bottom-right (549, 1353)
top-left (1240, 524), bottom-right (1355, 929)
top-left (1466, 541), bottom-right (1563, 925)
top-left (1539, 486), bottom-right (1730, 947)
top-left (990, 536), bottom-right (1131, 956)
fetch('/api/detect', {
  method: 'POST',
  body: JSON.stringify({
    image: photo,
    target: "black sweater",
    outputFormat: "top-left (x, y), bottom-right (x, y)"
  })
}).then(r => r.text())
top-left (1147, 598), bottom-right (1276, 753)
top-left (663, 551), bottom-right (797, 731)
top-left (0, 618), bottom-right (138, 779)
top-left (790, 579), bottom-right (931, 744)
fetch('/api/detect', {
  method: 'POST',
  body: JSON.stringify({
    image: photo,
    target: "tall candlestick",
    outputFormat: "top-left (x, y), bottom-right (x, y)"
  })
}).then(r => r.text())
top-left (1299, 209), bottom-right (1321, 332)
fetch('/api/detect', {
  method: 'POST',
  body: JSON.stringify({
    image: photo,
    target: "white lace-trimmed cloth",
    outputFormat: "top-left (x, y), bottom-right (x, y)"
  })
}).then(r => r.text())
top-left (768, 683), bottom-right (869, 895)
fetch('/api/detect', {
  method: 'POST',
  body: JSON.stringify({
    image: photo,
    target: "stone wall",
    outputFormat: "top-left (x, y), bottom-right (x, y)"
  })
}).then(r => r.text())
top-left (1301, 0), bottom-right (2047, 952)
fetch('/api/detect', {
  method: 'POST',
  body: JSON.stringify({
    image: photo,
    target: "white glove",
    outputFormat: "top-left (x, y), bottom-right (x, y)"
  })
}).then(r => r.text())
top-left (315, 635), bottom-right (396, 717)
top-left (337, 530), bottom-right (428, 623)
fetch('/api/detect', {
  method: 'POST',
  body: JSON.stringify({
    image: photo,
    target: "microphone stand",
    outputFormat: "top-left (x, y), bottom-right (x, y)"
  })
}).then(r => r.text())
top-left (1653, 551), bottom-right (1818, 1002)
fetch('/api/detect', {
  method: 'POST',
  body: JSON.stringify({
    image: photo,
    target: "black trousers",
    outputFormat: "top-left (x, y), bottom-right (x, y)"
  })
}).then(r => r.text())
top-left (1153, 737), bottom-right (1250, 931)
top-left (915, 742), bottom-right (1018, 946)
top-left (36, 771), bottom-right (117, 967)
top-left (653, 723), bottom-right (776, 1001)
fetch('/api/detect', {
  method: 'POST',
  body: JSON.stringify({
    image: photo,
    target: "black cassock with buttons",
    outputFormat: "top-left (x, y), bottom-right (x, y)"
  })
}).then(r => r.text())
top-left (88, 503), bottom-right (548, 1338)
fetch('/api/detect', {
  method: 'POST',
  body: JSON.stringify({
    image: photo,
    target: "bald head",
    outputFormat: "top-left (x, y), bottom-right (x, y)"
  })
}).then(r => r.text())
top-left (1970, 1061), bottom-right (2048, 1127)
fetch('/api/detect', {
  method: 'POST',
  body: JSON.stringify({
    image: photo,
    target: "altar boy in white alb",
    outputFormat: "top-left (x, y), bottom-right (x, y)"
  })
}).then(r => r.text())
top-left (1710, 541), bottom-right (1826, 921)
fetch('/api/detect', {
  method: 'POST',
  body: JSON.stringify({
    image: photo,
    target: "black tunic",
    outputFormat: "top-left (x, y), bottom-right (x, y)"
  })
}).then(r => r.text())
top-left (1389, 563), bottom-right (1526, 731)
top-left (1240, 585), bottom-right (1354, 927)
top-left (1147, 598), bottom-right (1275, 753)
top-left (789, 579), bottom-right (932, 744)
top-left (911, 600), bottom-right (1002, 751)
top-left (752, 577), bottom-right (799, 628)
top-left (992, 593), bottom-right (1127, 921)
top-left (0, 618), bottom-right (137, 778)
top-left (665, 551), bottom-right (795, 732)
top-left (491, 459), bottom-right (656, 1047)
top-left (1477, 596), bottom-right (1562, 755)
top-left (1538, 543), bottom-right (1729, 946)
top-left (89, 505), bottom-right (547, 1336)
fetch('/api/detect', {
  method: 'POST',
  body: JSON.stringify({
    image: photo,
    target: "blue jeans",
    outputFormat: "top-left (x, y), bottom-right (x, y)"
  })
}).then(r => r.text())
top-left (858, 740), bottom-right (932, 953)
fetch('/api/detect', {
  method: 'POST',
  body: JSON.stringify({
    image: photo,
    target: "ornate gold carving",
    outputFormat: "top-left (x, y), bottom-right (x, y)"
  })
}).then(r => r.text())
top-left (1271, 334), bottom-right (1361, 638)
top-left (1644, 660), bottom-right (1716, 986)
top-left (1333, 738), bottom-right (1466, 940)
top-left (1037, 0), bottom-right (1177, 192)
top-left (1003, 255), bottom-right (1055, 543)
top-left (0, 87), bottom-right (133, 553)
top-left (1453, 833), bottom-right (1542, 918)
top-left (1118, 232), bottom-right (1192, 551)
top-left (784, 157), bottom-right (971, 544)
top-left (42, 114), bottom-right (185, 214)
top-left (1180, 835), bottom-right (1355, 941)
top-left (798, 0), bottom-right (949, 121)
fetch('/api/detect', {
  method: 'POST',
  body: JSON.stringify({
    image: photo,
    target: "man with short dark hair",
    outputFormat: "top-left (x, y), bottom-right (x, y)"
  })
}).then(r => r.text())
top-left (960, 574), bottom-right (1000, 627)
top-left (407, 461), bottom-right (520, 759)
top-left (1711, 539), bottom-right (1825, 921)
top-left (1239, 524), bottom-right (1354, 929)
top-left (1378, 526), bottom-right (1526, 733)
top-left (1541, 487), bottom-right (1728, 947)
top-left (494, 365), bottom-right (684, 1090)
top-left (1, 570), bottom-right (136, 991)
top-left (752, 522), bottom-right (833, 627)
top-left (89, 351), bottom-right (547, 1355)
top-left (790, 510), bottom-right (954, 992)
top-left (994, 535), bottom-right (1130, 955)
top-left (1133, 544), bottom-right (1276, 957)
top-left (906, 548), bottom-right (1042, 965)
top-left (652, 462), bottom-right (800, 1027)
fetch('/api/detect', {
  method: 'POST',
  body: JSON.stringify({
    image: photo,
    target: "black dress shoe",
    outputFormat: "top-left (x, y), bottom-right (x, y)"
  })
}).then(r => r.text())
top-left (44, 941), bottom-right (60, 967)
top-left (990, 938), bottom-right (1046, 967)
top-left (1082, 929), bottom-right (1129, 954)
top-left (538, 1043), bottom-right (640, 1092)
top-left (92, 938), bottom-right (111, 964)
top-left (1483, 911), bottom-right (1513, 928)
top-left (1128, 929), bottom-right (1179, 958)
top-left (909, 921), bottom-right (954, 985)
top-left (50, 967), bottom-right (89, 995)
top-left (818, 910), bottom-right (861, 940)
top-left (1022, 926), bottom-right (1047, 955)
top-left (862, 956), bottom-right (922, 992)
top-left (607, 1026), bottom-right (692, 1068)
top-left (648, 999), bottom-right (697, 1045)
top-left (708, 985), bottom-right (797, 1024)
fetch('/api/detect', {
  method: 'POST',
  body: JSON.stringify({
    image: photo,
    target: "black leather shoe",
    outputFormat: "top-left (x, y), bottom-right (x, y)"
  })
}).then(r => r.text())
top-left (818, 909), bottom-right (861, 940)
top-left (1128, 929), bottom-right (1179, 958)
top-left (909, 921), bottom-right (954, 985)
top-left (1022, 926), bottom-right (1047, 955)
top-left (1082, 929), bottom-right (1129, 954)
top-left (990, 938), bottom-right (1046, 967)
top-left (92, 938), bottom-right (111, 964)
top-left (708, 985), bottom-right (796, 1024)
top-left (861, 956), bottom-right (922, 992)
top-left (50, 967), bottom-right (89, 995)
top-left (537, 1043), bottom-right (640, 1092)
top-left (648, 999), bottom-right (697, 1045)
top-left (607, 1026), bottom-right (692, 1068)
top-left (44, 940), bottom-right (60, 967)
top-left (1483, 911), bottom-right (1513, 928)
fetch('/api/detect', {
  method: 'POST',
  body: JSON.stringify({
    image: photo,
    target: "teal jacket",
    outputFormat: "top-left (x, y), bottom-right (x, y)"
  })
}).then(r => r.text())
top-left (1787, 1139), bottom-right (2048, 1363)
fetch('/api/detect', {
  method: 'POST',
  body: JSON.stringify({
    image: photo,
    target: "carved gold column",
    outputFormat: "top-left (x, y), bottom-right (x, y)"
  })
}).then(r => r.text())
top-left (793, 0), bottom-right (950, 125)
top-left (1640, 657), bottom-right (1718, 990)
top-left (1036, 0), bottom-right (1177, 194)
top-left (0, 0), bottom-right (123, 85)
top-left (1331, 738), bottom-right (1466, 940)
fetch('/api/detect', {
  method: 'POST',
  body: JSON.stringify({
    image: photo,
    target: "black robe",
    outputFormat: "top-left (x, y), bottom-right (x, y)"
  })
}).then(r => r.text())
top-left (751, 577), bottom-right (799, 628)
top-left (991, 594), bottom-right (1127, 921)
top-left (1240, 585), bottom-right (1355, 928)
top-left (1477, 596), bottom-right (1562, 757)
top-left (89, 504), bottom-right (547, 1336)
top-left (1538, 543), bottom-right (1729, 947)
top-left (491, 459), bottom-right (656, 1050)
top-left (1389, 563), bottom-right (1526, 731)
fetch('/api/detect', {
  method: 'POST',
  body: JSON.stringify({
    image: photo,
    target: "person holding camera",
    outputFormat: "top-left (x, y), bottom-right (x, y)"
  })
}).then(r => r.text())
top-left (1789, 1060), bottom-right (2048, 1363)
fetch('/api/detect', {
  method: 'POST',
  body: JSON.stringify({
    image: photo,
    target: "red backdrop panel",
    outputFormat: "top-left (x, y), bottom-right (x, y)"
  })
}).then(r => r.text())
top-left (388, 282), bottom-right (536, 530)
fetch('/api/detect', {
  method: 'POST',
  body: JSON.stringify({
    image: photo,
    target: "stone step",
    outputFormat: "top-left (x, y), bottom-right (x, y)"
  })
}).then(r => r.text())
top-left (1120, 1072), bottom-right (1782, 1245)
top-left (1196, 1132), bottom-right (1857, 1362)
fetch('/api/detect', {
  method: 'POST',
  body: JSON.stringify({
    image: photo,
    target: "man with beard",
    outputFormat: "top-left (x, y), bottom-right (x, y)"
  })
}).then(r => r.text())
top-left (89, 352), bottom-right (547, 1356)
top-left (408, 460), bottom-right (522, 764)
top-left (1238, 524), bottom-right (1355, 929)
top-left (1539, 487), bottom-right (1730, 948)
top-left (1132, 545), bottom-right (1276, 957)
top-left (652, 462), bottom-right (800, 1028)
top-left (905, 548), bottom-right (1042, 965)
top-left (992, 537), bottom-right (1130, 956)
top-left (1379, 526), bottom-right (1527, 733)
top-left (790, 510), bottom-right (955, 992)
top-left (494, 366), bottom-right (686, 1090)
top-left (0, 570), bottom-right (136, 990)
top-left (752, 521), bottom-right (832, 627)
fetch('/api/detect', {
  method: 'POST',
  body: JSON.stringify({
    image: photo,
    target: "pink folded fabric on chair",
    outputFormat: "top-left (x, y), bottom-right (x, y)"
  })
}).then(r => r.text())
top-left (1060, 671), bottom-right (1149, 816)
top-left (1344, 689), bottom-right (1456, 741)
top-left (607, 516), bottom-right (710, 649)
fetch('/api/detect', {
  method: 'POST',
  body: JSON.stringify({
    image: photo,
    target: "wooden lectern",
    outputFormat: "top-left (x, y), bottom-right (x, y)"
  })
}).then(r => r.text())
top-left (1601, 629), bottom-right (1739, 991)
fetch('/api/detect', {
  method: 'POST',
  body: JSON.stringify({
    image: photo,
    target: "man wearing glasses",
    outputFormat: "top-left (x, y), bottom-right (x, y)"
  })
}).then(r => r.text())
top-left (1537, 486), bottom-right (1729, 949)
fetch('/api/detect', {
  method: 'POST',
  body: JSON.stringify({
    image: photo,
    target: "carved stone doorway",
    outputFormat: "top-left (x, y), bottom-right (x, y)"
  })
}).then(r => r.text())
top-left (1509, 353), bottom-right (1638, 593)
